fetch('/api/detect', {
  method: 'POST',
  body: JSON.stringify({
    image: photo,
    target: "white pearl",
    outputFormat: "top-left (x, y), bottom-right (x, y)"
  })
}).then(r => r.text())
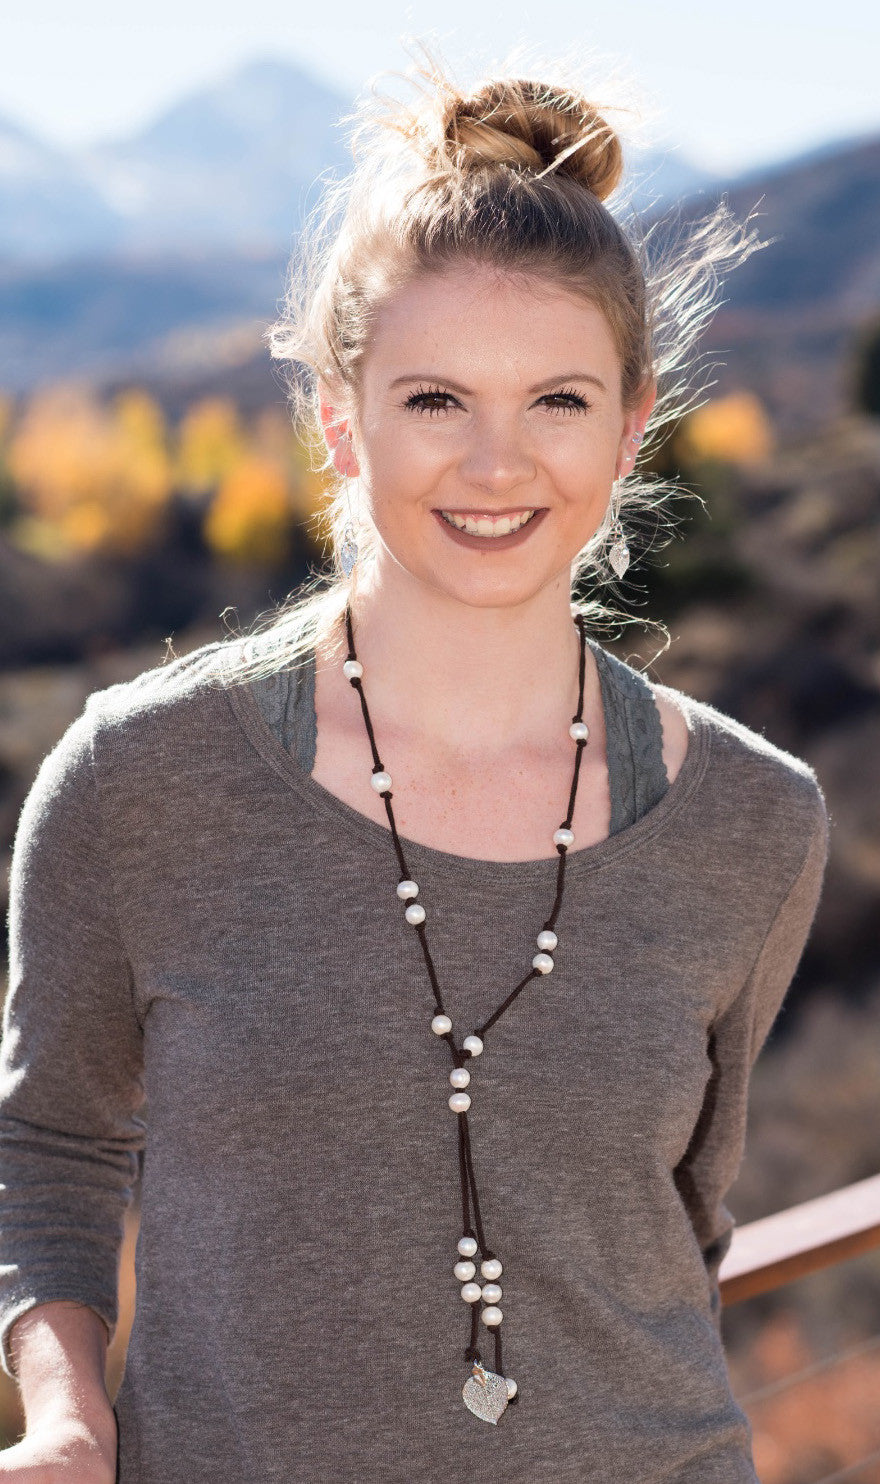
top-left (342, 659), bottom-right (363, 679)
top-left (460, 1282), bottom-right (482, 1303)
top-left (481, 1305), bottom-right (503, 1327)
top-left (454, 1260), bottom-right (476, 1281)
top-left (505, 1377), bottom-right (518, 1399)
top-left (463, 1035), bottom-right (484, 1057)
top-left (480, 1257), bottom-right (502, 1280)
top-left (431, 1014), bottom-right (452, 1035)
top-left (553, 827), bottom-right (575, 848)
top-left (457, 1236), bottom-right (478, 1258)
top-left (371, 771), bottom-right (392, 794)
top-left (481, 1282), bottom-right (502, 1303)
top-left (405, 903), bottom-right (426, 926)
top-left (569, 720), bottom-right (589, 741)
top-left (396, 880), bottom-right (419, 900)
top-left (449, 1067), bottom-right (470, 1089)
top-left (449, 1091), bottom-right (471, 1114)
top-left (532, 952), bottom-right (554, 974)
top-left (537, 929), bottom-right (558, 951)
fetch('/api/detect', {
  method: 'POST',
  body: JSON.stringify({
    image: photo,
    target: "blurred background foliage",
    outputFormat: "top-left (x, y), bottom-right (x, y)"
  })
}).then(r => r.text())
top-left (2, 387), bottom-right (322, 567)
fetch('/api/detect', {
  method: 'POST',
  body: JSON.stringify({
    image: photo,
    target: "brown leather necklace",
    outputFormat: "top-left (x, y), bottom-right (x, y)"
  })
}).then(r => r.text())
top-left (340, 601), bottom-right (590, 1424)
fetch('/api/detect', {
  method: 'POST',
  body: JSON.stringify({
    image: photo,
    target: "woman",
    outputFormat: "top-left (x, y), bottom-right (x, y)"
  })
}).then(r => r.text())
top-left (0, 55), bottom-right (829, 1483)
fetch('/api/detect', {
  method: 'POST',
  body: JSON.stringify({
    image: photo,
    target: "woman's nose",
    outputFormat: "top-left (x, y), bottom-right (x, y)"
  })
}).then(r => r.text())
top-left (458, 422), bottom-right (536, 492)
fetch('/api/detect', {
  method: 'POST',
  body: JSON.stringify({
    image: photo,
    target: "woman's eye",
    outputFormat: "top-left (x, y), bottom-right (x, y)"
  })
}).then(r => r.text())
top-left (403, 390), bottom-right (457, 416)
top-left (541, 391), bottom-right (591, 414)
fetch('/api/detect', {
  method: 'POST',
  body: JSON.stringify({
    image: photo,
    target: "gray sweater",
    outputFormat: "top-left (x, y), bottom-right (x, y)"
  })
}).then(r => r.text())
top-left (0, 634), bottom-right (830, 1483)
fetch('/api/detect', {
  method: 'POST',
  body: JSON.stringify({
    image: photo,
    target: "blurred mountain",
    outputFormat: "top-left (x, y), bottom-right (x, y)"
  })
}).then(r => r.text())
top-left (664, 132), bottom-right (880, 434)
top-left (627, 148), bottom-right (717, 210)
top-left (0, 59), bottom-right (351, 265)
top-left (78, 58), bottom-right (353, 256)
top-left (0, 55), bottom-right (710, 271)
top-left (0, 247), bottom-right (285, 395)
top-left (0, 110), bottom-right (124, 262)
top-left (0, 53), bottom-right (878, 436)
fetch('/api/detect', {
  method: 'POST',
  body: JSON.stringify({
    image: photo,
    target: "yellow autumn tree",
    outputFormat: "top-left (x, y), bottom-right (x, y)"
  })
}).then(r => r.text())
top-left (175, 397), bottom-right (249, 496)
top-left (7, 385), bottom-right (172, 557)
top-left (677, 391), bottom-right (774, 467)
top-left (108, 388), bottom-right (173, 543)
top-left (203, 455), bottom-right (293, 566)
top-left (251, 406), bottom-right (334, 529)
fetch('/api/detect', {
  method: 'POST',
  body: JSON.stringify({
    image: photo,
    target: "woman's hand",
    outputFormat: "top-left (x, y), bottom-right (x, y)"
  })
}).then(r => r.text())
top-left (0, 1410), bottom-right (117, 1482)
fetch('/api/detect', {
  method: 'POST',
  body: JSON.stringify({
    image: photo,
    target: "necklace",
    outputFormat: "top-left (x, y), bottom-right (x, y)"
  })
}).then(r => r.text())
top-left (340, 602), bottom-right (590, 1424)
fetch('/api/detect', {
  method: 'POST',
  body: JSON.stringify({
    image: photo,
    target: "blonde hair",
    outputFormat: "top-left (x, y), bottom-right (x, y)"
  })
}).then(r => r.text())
top-left (221, 43), bottom-right (768, 682)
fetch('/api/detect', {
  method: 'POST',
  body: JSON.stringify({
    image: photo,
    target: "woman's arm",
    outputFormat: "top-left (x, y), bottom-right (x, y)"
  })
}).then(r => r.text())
top-left (674, 784), bottom-right (831, 1330)
top-left (0, 696), bottom-right (146, 1392)
top-left (8, 1299), bottom-right (113, 1427)
top-left (0, 1302), bottom-right (116, 1481)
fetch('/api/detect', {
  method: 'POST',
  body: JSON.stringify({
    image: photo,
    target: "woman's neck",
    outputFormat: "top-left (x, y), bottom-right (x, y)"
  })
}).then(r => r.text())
top-left (340, 578), bottom-right (591, 762)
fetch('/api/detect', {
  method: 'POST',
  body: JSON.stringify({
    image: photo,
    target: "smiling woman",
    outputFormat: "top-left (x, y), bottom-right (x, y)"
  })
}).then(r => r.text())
top-left (0, 38), bottom-right (830, 1484)
top-left (230, 47), bottom-right (768, 683)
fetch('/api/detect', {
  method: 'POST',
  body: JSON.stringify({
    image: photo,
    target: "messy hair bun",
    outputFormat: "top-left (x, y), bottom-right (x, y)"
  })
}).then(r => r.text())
top-left (229, 43), bottom-right (768, 681)
top-left (406, 76), bottom-right (625, 200)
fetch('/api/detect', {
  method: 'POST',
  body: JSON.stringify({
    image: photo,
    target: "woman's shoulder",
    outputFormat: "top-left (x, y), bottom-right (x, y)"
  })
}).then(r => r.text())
top-left (651, 674), bottom-right (830, 850)
top-left (66, 636), bottom-right (242, 779)
top-left (592, 639), bottom-right (827, 831)
top-left (83, 636), bottom-right (234, 727)
top-left (16, 638), bottom-right (239, 843)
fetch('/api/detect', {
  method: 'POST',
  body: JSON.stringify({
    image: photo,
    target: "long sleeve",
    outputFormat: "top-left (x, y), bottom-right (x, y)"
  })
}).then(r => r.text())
top-left (673, 786), bottom-right (830, 1331)
top-left (0, 697), bottom-right (146, 1379)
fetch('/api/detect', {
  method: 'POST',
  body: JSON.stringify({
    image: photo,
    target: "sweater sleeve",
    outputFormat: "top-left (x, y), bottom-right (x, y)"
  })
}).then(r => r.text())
top-left (0, 697), bottom-right (146, 1380)
top-left (673, 786), bottom-right (830, 1332)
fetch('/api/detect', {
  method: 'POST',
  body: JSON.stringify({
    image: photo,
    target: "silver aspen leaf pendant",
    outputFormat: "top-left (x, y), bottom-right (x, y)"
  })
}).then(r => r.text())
top-left (462, 1361), bottom-right (510, 1424)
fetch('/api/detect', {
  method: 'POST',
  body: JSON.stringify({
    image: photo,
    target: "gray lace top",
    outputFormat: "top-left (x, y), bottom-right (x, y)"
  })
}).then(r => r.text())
top-left (247, 635), bottom-right (671, 833)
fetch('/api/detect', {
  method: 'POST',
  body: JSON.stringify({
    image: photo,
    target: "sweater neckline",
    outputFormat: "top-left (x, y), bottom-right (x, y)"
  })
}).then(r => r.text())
top-left (218, 641), bottom-right (712, 886)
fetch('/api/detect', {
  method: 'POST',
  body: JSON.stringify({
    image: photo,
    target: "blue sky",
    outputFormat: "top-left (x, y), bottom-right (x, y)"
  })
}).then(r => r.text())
top-left (4, 1), bottom-right (879, 176)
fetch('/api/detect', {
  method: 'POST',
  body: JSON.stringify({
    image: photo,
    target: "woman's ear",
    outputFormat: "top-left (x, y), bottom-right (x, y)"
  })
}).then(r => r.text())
top-left (318, 385), bottom-right (360, 478)
top-left (616, 379), bottom-right (658, 477)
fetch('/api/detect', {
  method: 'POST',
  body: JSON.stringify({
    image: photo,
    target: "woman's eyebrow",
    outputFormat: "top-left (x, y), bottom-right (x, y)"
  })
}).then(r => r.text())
top-left (389, 372), bottom-right (606, 394)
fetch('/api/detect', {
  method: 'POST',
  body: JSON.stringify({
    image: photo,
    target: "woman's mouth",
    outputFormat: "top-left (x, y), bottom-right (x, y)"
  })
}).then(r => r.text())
top-left (433, 507), bottom-right (548, 548)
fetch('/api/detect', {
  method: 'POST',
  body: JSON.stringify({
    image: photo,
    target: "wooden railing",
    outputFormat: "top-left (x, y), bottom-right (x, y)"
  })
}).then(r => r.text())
top-left (719, 1172), bottom-right (880, 1483)
top-left (719, 1171), bottom-right (880, 1305)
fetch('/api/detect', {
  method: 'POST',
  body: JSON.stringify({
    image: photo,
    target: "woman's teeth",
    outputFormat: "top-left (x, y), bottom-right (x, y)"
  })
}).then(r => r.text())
top-left (439, 509), bottom-right (537, 537)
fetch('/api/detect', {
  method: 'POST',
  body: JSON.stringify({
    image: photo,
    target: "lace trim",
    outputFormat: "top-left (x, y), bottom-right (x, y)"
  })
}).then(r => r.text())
top-left (587, 642), bottom-right (669, 835)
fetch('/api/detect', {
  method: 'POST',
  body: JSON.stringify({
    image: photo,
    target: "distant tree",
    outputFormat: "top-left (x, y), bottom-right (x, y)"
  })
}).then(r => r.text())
top-left (7, 385), bottom-right (173, 557)
top-left (675, 390), bottom-right (774, 467)
top-left (203, 456), bottom-right (294, 566)
top-left (175, 397), bottom-right (249, 496)
top-left (849, 312), bottom-right (880, 418)
top-left (251, 406), bottom-right (329, 527)
top-left (622, 398), bottom-right (758, 620)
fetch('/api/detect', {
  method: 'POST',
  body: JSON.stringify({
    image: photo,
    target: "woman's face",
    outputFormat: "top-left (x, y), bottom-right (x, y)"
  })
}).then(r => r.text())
top-left (320, 261), bottom-right (656, 611)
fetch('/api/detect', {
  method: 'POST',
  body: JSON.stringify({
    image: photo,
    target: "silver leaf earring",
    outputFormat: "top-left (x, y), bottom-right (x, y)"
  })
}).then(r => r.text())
top-left (339, 437), bottom-right (360, 577)
top-left (607, 488), bottom-right (630, 580)
top-left (607, 432), bottom-right (641, 580)
top-left (340, 512), bottom-right (359, 576)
